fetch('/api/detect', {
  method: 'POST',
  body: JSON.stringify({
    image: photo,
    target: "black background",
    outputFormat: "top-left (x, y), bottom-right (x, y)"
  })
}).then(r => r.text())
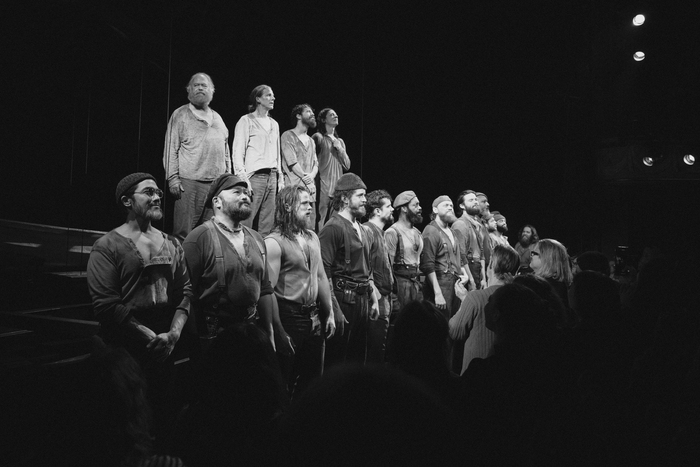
top-left (2, 0), bottom-right (699, 258)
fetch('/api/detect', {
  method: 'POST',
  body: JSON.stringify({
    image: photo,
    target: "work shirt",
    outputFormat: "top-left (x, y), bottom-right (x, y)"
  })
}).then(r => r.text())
top-left (319, 213), bottom-right (372, 281)
top-left (420, 221), bottom-right (462, 276)
top-left (232, 113), bottom-right (281, 181)
top-left (363, 221), bottom-right (393, 296)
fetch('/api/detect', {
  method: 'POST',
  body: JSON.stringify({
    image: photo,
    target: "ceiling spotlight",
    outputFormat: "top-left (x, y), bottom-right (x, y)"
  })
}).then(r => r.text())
top-left (633, 51), bottom-right (645, 61)
top-left (642, 156), bottom-right (654, 167)
top-left (632, 14), bottom-right (645, 26)
top-left (683, 154), bottom-right (695, 165)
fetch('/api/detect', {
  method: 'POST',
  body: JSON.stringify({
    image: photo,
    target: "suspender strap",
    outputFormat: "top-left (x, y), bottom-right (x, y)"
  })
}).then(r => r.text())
top-left (204, 221), bottom-right (227, 306)
top-left (393, 229), bottom-right (404, 265)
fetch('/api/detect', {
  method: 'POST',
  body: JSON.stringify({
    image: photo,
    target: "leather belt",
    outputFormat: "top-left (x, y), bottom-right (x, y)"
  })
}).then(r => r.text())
top-left (254, 168), bottom-right (277, 175)
top-left (333, 276), bottom-right (370, 295)
top-left (277, 298), bottom-right (319, 314)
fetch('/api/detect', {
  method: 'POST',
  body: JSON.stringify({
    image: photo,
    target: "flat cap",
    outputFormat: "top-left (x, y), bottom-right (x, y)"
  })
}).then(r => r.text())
top-left (493, 213), bottom-right (506, 222)
top-left (205, 174), bottom-right (248, 208)
top-left (335, 173), bottom-right (367, 192)
top-left (432, 195), bottom-right (452, 208)
top-left (393, 190), bottom-right (417, 207)
top-left (115, 172), bottom-right (156, 204)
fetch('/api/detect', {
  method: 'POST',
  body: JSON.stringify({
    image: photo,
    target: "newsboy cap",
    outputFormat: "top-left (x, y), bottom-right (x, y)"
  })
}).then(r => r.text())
top-left (393, 190), bottom-right (417, 208)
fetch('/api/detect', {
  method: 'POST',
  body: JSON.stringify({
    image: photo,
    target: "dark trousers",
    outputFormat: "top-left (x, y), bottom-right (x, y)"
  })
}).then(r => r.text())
top-left (277, 301), bottom-right (325, 400)
top-left (423, 274), bottom-right (460, 321)
top-left (468, 261), bottom-right (483, 290)
top-left (367, 294), bottom-right (390, 364)
top-left (326, 290), bottom-right (370, 367)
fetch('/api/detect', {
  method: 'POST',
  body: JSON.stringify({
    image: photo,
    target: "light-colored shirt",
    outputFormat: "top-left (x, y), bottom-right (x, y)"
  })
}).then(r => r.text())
top-left (163, 104), bottom-right (230, 183)
top-left (232, 113), bottom-right (281, 181)
top-left (385, 222), bottom-right (424, 266)
top-left (280, 130), bottom-right (318, 199)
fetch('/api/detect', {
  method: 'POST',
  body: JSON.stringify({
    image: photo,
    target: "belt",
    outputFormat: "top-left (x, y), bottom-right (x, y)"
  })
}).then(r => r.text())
top-left (277, 298), bottom-right (319, 314)
top-left (435, 270), bottom-right (460, 280)
top-left (333, 276), bottom-right (370, 295)
top-left (254, 168), bottom-right (277, 175)
top-left (393, 264), bottom-right (421, 278)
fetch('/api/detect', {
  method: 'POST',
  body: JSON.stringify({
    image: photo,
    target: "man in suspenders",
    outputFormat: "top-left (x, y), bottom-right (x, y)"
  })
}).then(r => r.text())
top-left (385, 191), bottom-right (425, 311)
top-left (183, 174), bottom-right (291, 354)
top-left (420, 196), bottom-right (470, 320)
top-left (319, 173), bottom-right (380, 366)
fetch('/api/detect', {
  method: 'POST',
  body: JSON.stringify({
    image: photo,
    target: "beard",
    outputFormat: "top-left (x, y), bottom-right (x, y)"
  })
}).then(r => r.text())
top-left (497, 224), bottom-right (509, 234)
top-left (407, 210), bottom-right (423, 225)
top-left (382, 212), bottom-right (394, 227)
top-left (303, 115), bottom-right (317, 128)
top-left (466, 205), bottom-right (481, 216)
top-left (439, 211), bottom-right (457, 225)
top-left (519, 234), bottom-right (532, 247)
top-left (223, 201), bottom-right (252, 222)
top-left (294, 211), bottom-right (311, 230)
top-left (349, 203), bottom-right (366, 220)
top-left (188, 91), bottom-right (212, 107)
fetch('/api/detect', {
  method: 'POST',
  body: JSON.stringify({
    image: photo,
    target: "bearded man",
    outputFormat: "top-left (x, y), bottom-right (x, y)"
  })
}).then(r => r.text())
top-left (420, 196), bottom-right (469, 319)
top-left (88, 172), bottom-right (192, 365)
top-left (319, 173), bottom-right (380, 366)
top-left (183, 174), bottom-right (289, 353)
top-left (164, 72), bottom-right (231, 241)
top-left (385, 191), bottom-right (425, 311)
top-left (514, 224), bottom-right (539, 273)
top-left (281, 104), bottom-right (319, 228)
top-left (452, 190), bottom-right (488, 289)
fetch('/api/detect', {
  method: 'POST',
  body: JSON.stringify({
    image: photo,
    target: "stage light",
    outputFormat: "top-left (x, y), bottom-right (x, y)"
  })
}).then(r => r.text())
top-left (642, 156), bottom-right (654, 167)
top-left (683, 154), bottom-right (695, 165)
top-left (633, 51), bottom-right (645, 61)
top-left (632, 14), bottom-right (645, 26)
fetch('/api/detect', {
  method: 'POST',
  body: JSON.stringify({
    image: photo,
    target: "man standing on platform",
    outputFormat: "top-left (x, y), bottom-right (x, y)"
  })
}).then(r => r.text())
top-left (232, 85), bottom-right (283, 236)
top-left (182, 174), bottom-right (291, 354)
top-left (164, 72), bottom-right (230, 241)
top-left (265, 185), bottom-right (335, 398)
top-left (385, 191), bottom-right (425, 311)
top-left (453, 190), bottom-right (488, 289)
top-left (420, 196), bottom-right (469, 320)
top-left (281, 104), bottom-right (319, 228)
top-left (363, 189), bottom-right (394, 364)
top-left (313, 108), bottom-right (351, 230)
top-left (319, 173), bottom-right (379, 366)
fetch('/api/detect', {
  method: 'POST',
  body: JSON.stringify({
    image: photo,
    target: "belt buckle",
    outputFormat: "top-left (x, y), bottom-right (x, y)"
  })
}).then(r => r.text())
top-left (345, 281), bottom-right (358, 291)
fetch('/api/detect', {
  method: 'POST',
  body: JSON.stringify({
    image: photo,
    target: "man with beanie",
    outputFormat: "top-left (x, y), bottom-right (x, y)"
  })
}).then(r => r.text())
top-left (385, 190), bottom-right (425, 311)
top-left (319, 172), bottom-right (380, 366)
top-left (87, 173), bottom-right (193, 447)
top-left (420, 196), bottom-right (469, 320)
top-left (164, 73), bottom-right (231, 241)
top-left (88, 172), bottom-right (192, 363)
top-left (182, 174), bottom-right (291, 354)
top-left (489, 212), bottom-right (510, 248)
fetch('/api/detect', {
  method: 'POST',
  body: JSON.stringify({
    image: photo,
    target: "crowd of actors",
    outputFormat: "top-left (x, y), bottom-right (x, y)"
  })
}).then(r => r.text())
top-left (69, 72), bottom-right (699, 465)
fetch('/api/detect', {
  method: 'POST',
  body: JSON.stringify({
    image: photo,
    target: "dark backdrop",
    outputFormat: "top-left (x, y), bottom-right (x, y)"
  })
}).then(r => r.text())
top-left (2, 0), bottom-right (698, 259)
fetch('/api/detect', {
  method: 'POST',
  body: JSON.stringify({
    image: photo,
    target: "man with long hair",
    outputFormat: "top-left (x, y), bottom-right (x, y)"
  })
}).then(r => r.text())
top-left (232, 84), bottom-right (283, 236)
top-left (515, 224), bottom-right (539, 273)
top-left (312, 108), bottom-right (351, 230)
top-left (164, 73), bottom-right (230, 241)
top-left (319, 173), bottom-right (380, 366)
top-left (265, 185), bottom-right (335, 398)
